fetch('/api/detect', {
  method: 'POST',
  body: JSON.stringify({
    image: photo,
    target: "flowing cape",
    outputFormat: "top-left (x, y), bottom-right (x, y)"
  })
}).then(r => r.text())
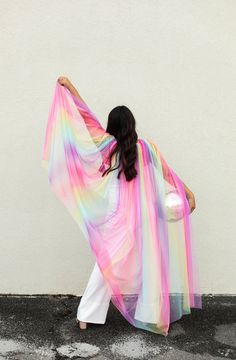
top-left (42, 81), bottom-right (202, 336)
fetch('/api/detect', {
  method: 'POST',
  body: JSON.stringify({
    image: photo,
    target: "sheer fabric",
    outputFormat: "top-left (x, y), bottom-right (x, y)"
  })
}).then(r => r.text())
top-left (42, 81), bottom-right (202, 336)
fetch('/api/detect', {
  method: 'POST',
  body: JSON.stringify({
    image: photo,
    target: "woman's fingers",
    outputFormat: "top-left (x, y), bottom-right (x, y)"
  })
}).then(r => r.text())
top-left (188, 196), bottom-right (196, 213)
top-left (57, 76), bottom-right (70, 87)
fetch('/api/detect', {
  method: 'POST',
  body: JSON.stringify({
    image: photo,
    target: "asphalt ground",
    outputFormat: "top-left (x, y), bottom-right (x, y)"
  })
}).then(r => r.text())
top-left (0, 295), bottom-right (235, 359)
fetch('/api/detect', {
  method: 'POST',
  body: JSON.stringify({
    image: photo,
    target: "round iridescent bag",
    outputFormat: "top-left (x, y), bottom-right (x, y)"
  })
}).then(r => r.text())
top-left (165, 190), bottom-right (187, 222)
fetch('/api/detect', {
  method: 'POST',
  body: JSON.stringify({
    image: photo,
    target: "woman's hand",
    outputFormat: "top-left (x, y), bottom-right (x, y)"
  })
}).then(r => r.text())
top-left (57, 76), bottom-right (86, 104)
top-left (187, 192), bottom-right (196, 213)
top-left (182, 182), bottom-right (196, 214)
top-left (57, 76), bottom-right (72, 89)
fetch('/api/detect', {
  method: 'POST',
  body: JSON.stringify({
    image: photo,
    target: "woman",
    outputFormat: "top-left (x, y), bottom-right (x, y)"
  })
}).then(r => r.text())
top-left (42, 76), bottom-right (202, 336)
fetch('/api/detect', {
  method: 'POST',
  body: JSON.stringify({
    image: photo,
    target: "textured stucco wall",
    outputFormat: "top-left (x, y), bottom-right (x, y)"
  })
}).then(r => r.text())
top-left (0, 0), bottom-right (235, 295)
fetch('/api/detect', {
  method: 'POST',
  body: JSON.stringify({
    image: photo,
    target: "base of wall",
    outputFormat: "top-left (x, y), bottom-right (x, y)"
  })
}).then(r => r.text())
top-left (0, 293), bottom-right (235, 297)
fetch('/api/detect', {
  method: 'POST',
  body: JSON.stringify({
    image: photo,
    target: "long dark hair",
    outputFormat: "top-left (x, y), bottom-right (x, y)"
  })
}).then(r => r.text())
top-left (102, 105), bottom-right (138, 182)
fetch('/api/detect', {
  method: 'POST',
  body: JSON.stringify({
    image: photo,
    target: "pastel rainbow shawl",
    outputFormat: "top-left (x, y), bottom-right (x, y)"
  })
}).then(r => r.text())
top-left (42, 81), bottom-right (202, 336)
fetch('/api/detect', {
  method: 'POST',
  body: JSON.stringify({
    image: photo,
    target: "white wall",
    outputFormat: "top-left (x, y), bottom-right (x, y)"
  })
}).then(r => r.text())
top-left (0, 0), bottom-right (235, 295)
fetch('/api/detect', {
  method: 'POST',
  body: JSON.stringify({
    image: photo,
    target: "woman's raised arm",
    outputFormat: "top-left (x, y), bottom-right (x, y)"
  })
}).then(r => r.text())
top-left (57, 76), bottom-right (114, 149)
top-left (58, 76), bottom-right (86, 104)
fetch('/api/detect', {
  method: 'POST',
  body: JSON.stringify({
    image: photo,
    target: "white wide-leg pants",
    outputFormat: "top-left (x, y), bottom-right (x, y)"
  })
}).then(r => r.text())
top-left (77, 262), bottom-right (158, 325)
top-left (77, 262), bottom-right (112, 324)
